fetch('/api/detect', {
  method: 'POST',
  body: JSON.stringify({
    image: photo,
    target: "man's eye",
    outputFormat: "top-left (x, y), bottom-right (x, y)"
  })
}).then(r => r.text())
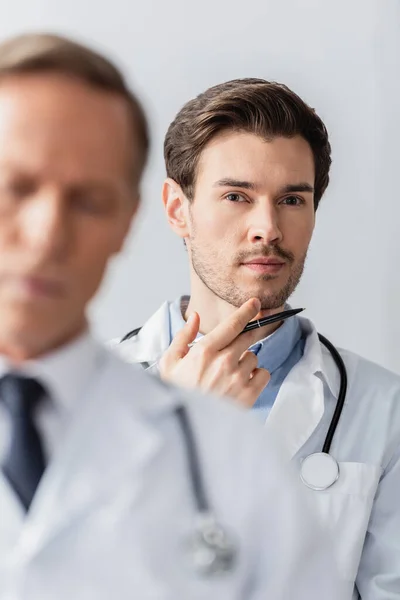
top-left (3, 179), bottom-right (36, 198)
top-left (281, 195), bottom-right (304, 206)
top-left (225, 193), bottom-right (246, 203)
top-left (71, 194), bottom-right (109, 215)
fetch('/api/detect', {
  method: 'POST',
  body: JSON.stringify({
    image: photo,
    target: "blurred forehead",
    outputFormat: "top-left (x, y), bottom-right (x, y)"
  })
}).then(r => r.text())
top-left (0, 72), bottom-right (135, 184)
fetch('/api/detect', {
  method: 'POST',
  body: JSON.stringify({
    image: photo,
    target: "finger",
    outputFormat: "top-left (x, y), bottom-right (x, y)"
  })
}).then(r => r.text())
top-left (223, 325), bottom-right (271, 363)
top-left (204, 298), bottom-right (261, 352)
top-left (250, 367), bottom-right (271, 394)
top-left (163, 313), bottom-right (200, 365)
top-left (236, 368), bottom-right (270, 409)
top-left (237, 350), bottom-right (258, 375)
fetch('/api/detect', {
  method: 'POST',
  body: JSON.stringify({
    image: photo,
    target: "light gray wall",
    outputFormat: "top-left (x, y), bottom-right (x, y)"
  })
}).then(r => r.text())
top-left (0, 0), bottom-right (399, 371)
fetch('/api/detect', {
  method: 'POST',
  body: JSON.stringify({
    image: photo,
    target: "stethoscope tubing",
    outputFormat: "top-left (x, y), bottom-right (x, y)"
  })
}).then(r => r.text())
top-left (317, 334), bottom-right (348, 454)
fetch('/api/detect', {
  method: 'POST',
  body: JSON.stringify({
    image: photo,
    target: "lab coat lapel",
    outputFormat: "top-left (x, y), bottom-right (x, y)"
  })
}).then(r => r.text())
top-left (265, 318), bottom-right (327, 460)
top-left (117, 301), bottom-right (171, 367)
top-left (14, 352), bottom-right (180, 562)
top-left (0, 472), bottom-right (24, 567)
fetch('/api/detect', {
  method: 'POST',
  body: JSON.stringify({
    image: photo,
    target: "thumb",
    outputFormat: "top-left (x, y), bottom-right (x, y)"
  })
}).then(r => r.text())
top-left (164, 312), bottom-right (200, 364)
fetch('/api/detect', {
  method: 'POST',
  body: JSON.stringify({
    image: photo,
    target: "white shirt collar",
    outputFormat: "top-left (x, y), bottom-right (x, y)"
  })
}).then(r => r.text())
top-left (0, 331), bottom-right (101, 413)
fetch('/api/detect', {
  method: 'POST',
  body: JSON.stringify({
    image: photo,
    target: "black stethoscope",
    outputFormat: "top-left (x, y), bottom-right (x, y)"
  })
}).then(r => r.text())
top-left (299, 334), bottom-right (348, 491)
top-left (121, 329), bottom-right (347, 576)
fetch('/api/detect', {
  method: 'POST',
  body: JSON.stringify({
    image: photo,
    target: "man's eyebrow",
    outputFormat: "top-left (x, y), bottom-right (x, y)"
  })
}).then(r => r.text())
top-left (213, 179), bottom-right (257, 190)
top-left (67, 181), bottom-right (118, 194)
top-left (278, 183), bottom-right (314, 194)
top-left (212, 180), bottom-right (315, 194)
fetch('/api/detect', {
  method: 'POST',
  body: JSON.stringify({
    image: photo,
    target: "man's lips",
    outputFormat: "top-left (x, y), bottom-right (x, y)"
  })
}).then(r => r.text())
top-left (243, 258), bottom-right (285, 265)
top-left (241, 258), bottom-right (286, 273)
top-left (8, 274), bottom-right (66, 298)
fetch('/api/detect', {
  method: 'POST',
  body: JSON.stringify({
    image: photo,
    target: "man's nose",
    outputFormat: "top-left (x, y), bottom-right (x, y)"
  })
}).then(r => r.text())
top-left (18, 189), bottom-right (70, 261)
top-left (246, 204), bottom-right (283, 246)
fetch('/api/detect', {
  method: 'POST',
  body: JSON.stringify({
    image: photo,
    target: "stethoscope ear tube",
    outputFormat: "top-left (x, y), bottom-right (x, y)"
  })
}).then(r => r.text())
top-left (175, 405), bottom-right (210, 513)
top-left (317, 334), bottom-right (348, 454)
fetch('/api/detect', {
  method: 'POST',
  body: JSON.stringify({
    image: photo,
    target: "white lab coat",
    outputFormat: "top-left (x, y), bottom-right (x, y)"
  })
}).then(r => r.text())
top-left (115, 301), bottom-right (400, 600)
top-left (0, 343), bottom-right (341, 600)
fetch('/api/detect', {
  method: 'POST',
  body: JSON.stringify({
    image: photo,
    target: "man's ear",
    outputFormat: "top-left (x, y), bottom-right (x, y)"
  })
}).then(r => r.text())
top-left (162, 178), bottom-right (190, 239)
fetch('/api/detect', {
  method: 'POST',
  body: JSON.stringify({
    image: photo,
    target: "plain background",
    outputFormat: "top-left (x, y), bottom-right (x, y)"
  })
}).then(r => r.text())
top-left (0, 0), bottom-right (398, 372)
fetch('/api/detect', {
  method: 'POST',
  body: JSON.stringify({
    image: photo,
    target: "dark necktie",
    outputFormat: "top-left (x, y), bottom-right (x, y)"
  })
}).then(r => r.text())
top-left (1, 374), bottom-right (46, 510)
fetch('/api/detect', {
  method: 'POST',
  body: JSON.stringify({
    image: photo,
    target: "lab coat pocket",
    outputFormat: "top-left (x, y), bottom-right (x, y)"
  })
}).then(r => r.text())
top-left (306, 462), bottom-right (381, 583)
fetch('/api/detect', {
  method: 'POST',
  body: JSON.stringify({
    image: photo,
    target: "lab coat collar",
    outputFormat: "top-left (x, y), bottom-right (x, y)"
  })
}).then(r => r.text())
top-left (116, 301), bottom-right (171, 367)
top-left (264, 315), bottom-right (339, 459)
top-left (298, 315), bottom-right (340, 399)
top-left (0, 330), bottom-right (100, 416)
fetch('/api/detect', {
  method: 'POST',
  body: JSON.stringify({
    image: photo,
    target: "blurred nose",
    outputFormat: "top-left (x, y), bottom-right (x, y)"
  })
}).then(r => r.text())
top-left (19, 187), bottom-right (70, 261)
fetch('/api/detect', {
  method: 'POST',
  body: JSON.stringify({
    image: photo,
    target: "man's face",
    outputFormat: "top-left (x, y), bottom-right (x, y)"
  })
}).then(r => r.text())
top-left (0, 72), bottom-right (137, 355)
top-left (184, 132), bottom-right (316, 311)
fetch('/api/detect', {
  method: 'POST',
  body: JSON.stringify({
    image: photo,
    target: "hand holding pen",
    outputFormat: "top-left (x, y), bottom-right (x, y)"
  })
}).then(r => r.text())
top-left (158, 298), bottom-right (304, 409)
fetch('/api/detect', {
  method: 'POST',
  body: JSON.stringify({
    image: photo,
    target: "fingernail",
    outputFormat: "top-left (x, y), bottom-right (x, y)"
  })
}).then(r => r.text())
top-left (252, 298), bottom-right (261, 310)
top-left (187, 313), bottom-right (195, 323)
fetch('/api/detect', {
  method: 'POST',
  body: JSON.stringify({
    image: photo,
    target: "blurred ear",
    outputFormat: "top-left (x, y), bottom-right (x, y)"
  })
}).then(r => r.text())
top-left (162, 178), bottom-right (190, 239)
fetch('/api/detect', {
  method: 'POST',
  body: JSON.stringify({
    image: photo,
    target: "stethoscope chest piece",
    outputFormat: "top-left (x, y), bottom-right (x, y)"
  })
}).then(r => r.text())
top-left (300, 452), bottom-right (339, 491)
top-left (186, 514), bottom-right (237, 577)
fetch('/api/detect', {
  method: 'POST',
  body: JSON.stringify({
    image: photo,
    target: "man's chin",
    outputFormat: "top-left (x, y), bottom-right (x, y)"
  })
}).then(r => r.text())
top-left (237, 283), bottom-right (287, 305)
top-left (0, 303), bottom-right (69, 340)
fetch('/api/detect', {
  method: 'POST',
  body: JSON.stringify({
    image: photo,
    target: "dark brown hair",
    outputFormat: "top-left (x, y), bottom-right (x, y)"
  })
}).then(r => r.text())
top-left (164, 78), bottom-right (331, 209)
top-left (0, 32), bottom-right (149, 185)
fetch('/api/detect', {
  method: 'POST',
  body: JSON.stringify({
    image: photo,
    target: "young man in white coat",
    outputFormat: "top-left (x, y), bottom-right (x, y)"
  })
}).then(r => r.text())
top-left (0, 34), bottom-right (342, 600)
top-left (117, 78), bottom-right (400, 599)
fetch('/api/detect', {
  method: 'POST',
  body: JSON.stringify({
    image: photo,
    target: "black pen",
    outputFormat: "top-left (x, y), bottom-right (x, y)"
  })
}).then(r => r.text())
top-left (241, 307), bottom-right (304, 333)
top-left (188, 307), bottom-right (304, 347)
